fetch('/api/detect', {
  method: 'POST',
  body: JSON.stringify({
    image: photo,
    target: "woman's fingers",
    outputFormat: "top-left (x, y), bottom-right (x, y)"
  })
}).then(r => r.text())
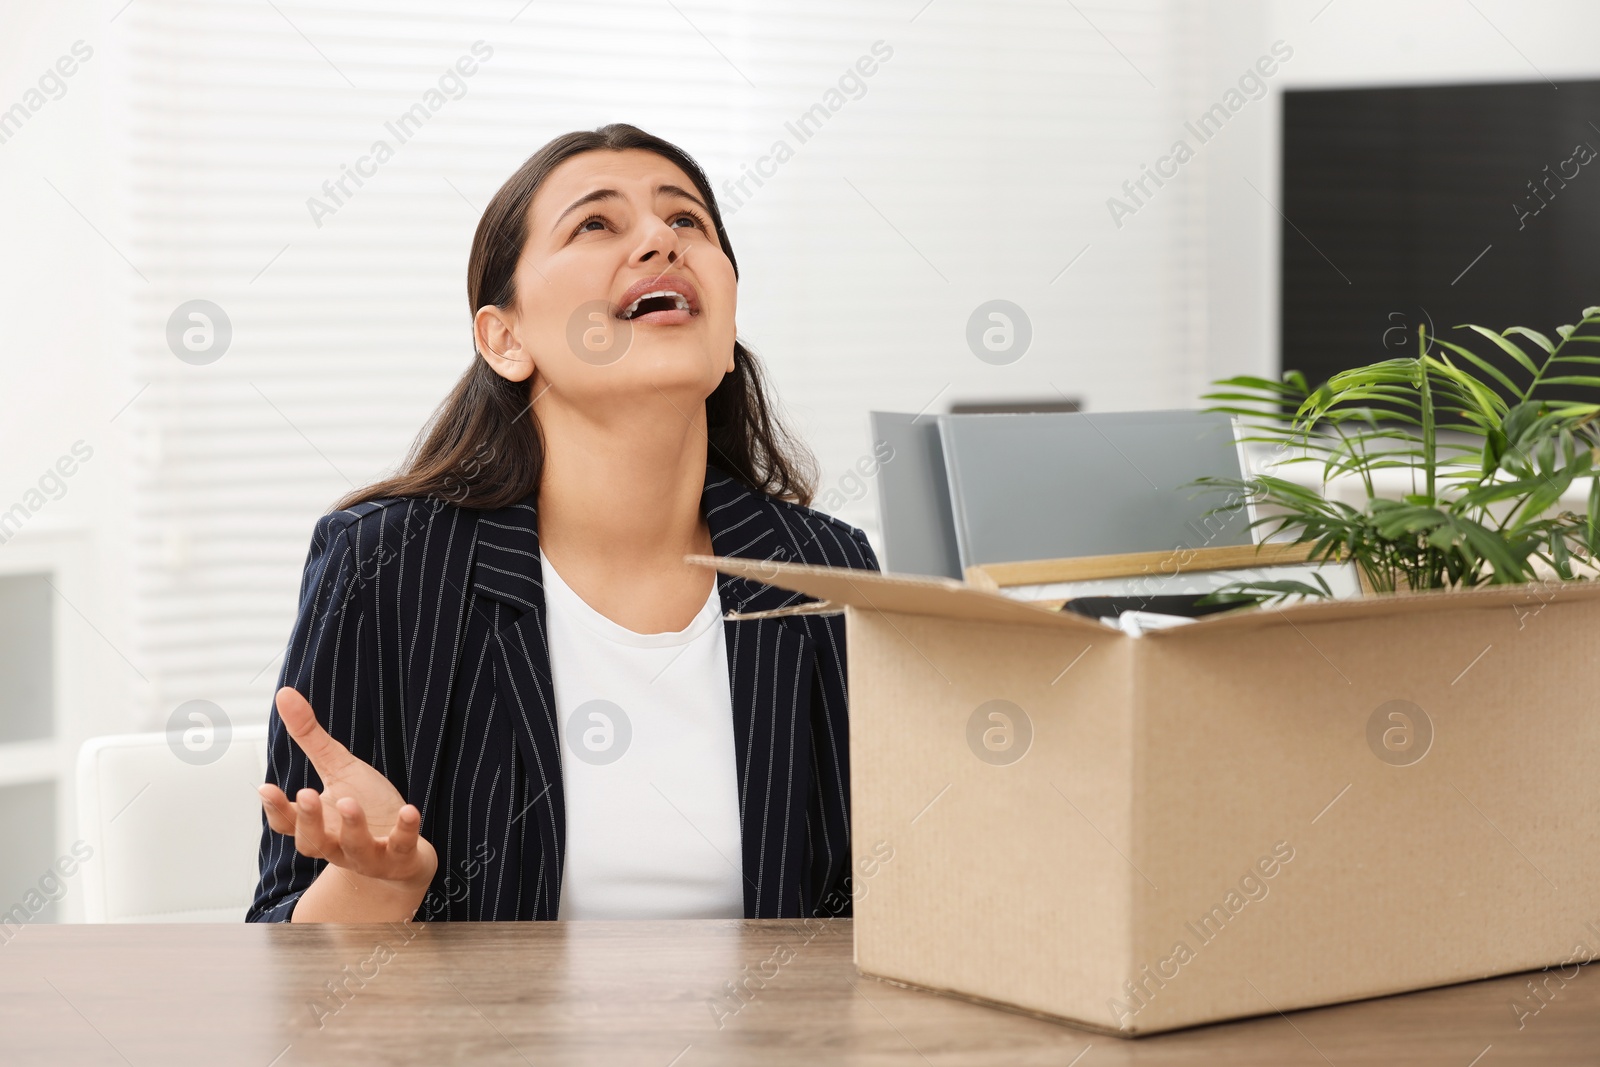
top-left (268, 780), bottom-right (425, 885)
top-left (274, 686), bottom-right (355, 782)
top-left (292, 788), bottom-right (339, 863)
top-left (387, 804), bottom-right (421, 859)
top-left (279, 789), bottom-right (421, 884)
top-left (332, 796), bottom-right (382, 873)
top-left (257, 783), bottom-right (296, 835)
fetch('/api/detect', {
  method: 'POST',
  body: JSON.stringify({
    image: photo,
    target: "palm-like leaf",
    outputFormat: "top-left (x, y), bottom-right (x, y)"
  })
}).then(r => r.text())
top-left (1199, 307), bottom-right (1600, 595)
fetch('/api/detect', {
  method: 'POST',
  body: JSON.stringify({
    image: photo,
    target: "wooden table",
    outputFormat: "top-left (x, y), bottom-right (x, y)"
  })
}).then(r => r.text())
top-left (2, 919), bottom-right (1594, 1065)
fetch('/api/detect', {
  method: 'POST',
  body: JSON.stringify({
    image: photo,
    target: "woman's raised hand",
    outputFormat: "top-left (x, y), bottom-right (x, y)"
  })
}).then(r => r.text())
top-left (257, 686), bottom-right (438, 895)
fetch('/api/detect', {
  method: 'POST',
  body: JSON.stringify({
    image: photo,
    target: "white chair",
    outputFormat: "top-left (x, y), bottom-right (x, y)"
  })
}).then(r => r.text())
top-left (75, 722), bottom-right (269, 922)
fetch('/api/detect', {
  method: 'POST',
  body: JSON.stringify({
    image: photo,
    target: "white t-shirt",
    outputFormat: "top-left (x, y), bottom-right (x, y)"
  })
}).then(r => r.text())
top-left (542, 547), bottom-right (745, 920)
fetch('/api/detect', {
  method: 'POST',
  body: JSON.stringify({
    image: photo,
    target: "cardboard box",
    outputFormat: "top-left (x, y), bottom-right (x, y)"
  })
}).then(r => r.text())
top-left (694, 554), bottom-right (1600, 1035)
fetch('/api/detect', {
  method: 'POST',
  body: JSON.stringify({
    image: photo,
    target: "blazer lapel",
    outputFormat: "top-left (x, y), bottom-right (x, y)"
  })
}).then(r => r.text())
top-left (471, 468), bottom-right (821, 920)
top-left (471, 500), bottom-right (567, 920)
top-left (395, 499), bottom-right (478, 823)
top-left (701, 470), bottom-right (820, 919)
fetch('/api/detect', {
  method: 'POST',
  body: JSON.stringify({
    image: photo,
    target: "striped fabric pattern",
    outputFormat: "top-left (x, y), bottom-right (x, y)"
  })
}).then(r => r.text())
top-left (247, 466), bottom-right (880, 922)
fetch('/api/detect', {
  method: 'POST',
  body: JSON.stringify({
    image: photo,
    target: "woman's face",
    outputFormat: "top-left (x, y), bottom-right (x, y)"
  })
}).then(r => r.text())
top-left (474, 148), bottom-right (738, 412)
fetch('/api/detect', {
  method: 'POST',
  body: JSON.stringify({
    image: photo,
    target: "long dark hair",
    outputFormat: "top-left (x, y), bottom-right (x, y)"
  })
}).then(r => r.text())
top-left (333, 123), bottom-right (817, 512)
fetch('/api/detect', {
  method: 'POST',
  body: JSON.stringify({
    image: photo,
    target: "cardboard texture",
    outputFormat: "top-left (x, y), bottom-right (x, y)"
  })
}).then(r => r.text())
top-left (690, 555), bottom-right (1600, 1036)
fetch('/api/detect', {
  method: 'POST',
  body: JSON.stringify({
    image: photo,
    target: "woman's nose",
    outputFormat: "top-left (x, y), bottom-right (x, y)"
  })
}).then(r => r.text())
top-left (634, 215), bottom-right (681, 265)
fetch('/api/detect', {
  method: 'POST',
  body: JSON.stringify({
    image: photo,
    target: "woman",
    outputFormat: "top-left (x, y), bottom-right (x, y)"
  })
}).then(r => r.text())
top-left (247, 124), bottom-right (879, 924)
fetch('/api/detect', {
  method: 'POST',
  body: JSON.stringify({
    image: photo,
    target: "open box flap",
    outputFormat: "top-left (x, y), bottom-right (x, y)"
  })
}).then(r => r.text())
top-left (1146, 574), bottom-right (1600, 635)
top-left (686, 555), bottom-right (1108, 635)
top-left (690, 554), bottom-right (1600, 638)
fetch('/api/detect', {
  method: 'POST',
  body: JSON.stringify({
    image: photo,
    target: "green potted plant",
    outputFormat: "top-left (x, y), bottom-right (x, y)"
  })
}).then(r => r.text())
top-left (1195, 305), bottom-right (1600, 604)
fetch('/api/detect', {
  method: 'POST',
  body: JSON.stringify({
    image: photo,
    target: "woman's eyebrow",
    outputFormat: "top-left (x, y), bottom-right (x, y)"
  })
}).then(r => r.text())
top-left (656, 183), bottom-right (711, 215)
top-left (551, 188), bottom-right (618, 233)
top-left (550, 184), bottom-right (712, 235)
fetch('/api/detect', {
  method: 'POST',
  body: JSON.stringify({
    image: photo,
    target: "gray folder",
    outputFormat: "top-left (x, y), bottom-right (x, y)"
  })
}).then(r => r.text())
top-left (869, 411), bottom-right (964, 579)
top-left (871, 409), bottom-right (1252, 578)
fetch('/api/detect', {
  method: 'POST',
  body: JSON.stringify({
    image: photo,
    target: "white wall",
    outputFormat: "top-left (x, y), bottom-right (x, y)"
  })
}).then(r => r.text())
top-left (0, 0), bottom-right (137, 919)
top-left (1197, 0), bottom-right (1600, 390)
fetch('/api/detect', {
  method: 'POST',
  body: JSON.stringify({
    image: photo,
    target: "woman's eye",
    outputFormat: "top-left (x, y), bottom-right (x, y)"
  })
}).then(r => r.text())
top-left (572, 210), bottom-right (705, 237)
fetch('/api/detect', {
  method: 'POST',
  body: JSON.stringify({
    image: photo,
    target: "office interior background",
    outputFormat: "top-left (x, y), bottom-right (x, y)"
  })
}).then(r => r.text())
top-left (2, 0), bottom-right (1598, 921)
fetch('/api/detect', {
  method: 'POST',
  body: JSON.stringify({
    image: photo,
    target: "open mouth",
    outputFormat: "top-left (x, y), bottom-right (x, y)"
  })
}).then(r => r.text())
top-left (619, 290), bottom-right (694, 320)
top-left (612, 275), bottom-right (701, 325)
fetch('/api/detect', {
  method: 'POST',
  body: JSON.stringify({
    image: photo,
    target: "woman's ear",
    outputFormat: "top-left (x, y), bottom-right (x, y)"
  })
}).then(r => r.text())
top-left (474, 304), bottom-right (535, 383)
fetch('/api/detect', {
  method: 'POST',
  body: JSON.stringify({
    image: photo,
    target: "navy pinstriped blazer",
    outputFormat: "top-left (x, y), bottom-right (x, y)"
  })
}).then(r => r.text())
top-left (247, 465), bottom-right (879, 923)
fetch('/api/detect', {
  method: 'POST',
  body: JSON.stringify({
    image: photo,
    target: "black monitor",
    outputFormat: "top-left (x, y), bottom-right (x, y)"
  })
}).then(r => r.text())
top-left (1280, 78), bottom-right (1600, 399)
